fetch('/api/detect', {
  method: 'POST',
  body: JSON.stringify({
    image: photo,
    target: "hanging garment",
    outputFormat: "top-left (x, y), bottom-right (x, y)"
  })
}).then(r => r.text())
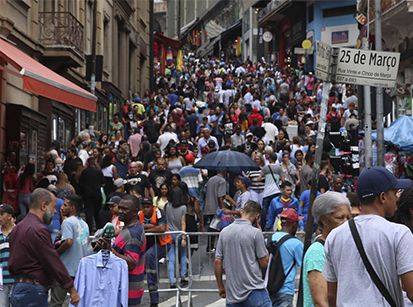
top-left (70, 250), bottom-right (128, 307)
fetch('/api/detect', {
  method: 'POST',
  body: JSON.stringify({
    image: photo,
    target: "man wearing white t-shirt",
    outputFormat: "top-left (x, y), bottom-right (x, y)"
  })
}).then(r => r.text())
top-left (324, 167), bottom-right (413, 307)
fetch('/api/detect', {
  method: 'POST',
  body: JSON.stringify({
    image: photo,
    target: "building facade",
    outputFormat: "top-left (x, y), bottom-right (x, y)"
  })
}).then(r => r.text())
top-left (0, 0), bottom-right (150, 167)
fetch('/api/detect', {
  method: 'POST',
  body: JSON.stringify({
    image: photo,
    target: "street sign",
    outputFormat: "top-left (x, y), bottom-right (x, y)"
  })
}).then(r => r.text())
top-left (315, 41), bottom-right (332, 81)
top-left (294, 47), bottom-right (314, 55)
top-left (335, 48), bottom-right (400, 87)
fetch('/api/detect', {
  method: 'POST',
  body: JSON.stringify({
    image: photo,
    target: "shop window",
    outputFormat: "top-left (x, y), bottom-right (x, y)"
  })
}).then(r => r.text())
top-left (52, 114), bottom-right (71, 149)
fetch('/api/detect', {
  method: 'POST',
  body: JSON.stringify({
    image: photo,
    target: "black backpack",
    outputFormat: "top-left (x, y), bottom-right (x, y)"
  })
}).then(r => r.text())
top-left (264, 234), bottom-right (296, 295)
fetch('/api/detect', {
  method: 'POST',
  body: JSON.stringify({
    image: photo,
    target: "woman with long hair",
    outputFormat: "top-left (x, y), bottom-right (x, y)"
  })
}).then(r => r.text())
top-left (165, 144), bottom-right (185, 174)
top-left (153, 183), bottom-right (169, 210)
top-left (17, 162), bottom-right (35, 219)
top-left (164, 174), bottom-right (188, 288)
top-left (97, 133), bottom-right (109, 149)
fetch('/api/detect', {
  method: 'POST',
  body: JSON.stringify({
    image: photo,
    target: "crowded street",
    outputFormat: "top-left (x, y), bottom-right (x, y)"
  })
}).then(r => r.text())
top-left (1, 0), bottom-right (413, 306)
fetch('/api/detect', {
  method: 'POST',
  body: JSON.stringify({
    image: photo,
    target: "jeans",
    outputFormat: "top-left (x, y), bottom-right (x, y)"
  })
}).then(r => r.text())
top-left (18, 192), bottom-right (30, 220)
top-left (204, 214), bottom-right (217, 252)
top-left (270, 292), bottom-right (294, 307)
top-left (146, 243), bottom-right (167, 304)
top-left (0, 284), bottom-right (13, 307)
top-left (226, 289), bottom-right (272, 307)
top-left (261, 194), bottom-right (279, 229)
top-left (167, 234), bottom-right (187, 284)
top-left (10, 282), bottom-right (48, 307)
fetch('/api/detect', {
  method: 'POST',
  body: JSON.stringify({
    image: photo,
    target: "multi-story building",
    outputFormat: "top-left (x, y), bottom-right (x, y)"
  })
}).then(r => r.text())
top-left (166, 0), bottom-right (243, 59)
top-left (0, 0), bottom-right (149, 167)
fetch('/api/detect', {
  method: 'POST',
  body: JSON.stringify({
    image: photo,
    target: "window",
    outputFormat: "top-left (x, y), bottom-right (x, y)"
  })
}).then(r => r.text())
top-left (322, 5), bottom-right (356, 18)
top-left (308, 3), bottom-right (314, 22)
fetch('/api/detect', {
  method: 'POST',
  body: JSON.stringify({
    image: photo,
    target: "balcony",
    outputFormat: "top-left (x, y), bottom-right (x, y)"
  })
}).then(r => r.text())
top-left (258, 0), bottom-right (291, 24)
top-left (39, 12), bottom-right (84, 67)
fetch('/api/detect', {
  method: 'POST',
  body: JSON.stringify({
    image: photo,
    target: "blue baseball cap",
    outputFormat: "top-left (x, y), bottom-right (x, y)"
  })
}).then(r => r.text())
top-left (357, 167), bottom-right (412, 200)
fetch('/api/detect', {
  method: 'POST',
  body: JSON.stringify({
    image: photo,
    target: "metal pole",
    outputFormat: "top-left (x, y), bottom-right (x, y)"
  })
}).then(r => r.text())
top-left (363, 1), bottom-right (372, 168)
top-left (90, 0), bottom-right (97, 96)
top-left (363, 42), bottom-right (372, 167)
top-left (297, 81), bottom-right (331, 307)
top-left (303, 81), bottom-right (330, 251)
top-left (375, 0), bottom-right (384, 166)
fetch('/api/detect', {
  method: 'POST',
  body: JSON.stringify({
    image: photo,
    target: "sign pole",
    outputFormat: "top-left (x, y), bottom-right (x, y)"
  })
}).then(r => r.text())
top-left (297, 41), bottom-right (333, 307)
top-left (375, 0), bottom-right (384, 166)
top-left (362, 39), bottom-right (373, 167)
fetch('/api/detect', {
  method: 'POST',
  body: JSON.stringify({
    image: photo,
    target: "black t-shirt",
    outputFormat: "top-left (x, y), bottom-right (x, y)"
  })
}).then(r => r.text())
top-left (149, 169), bottom-right (172, 196)
top-left (126, 174), bottom-right (150, 196)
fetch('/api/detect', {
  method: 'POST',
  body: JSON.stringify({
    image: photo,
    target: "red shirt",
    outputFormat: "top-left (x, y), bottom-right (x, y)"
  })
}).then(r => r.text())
top-left (9, 213), bottom-right (73, 289)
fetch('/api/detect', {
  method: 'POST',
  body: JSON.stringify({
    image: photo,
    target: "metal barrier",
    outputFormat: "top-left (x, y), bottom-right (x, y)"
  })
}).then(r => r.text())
top-left (144, 231), bottom-right (221, 307)
top-left (92, 230), bottom-right (305, 306)
top-left (142, 231), bottom-right (304, 307)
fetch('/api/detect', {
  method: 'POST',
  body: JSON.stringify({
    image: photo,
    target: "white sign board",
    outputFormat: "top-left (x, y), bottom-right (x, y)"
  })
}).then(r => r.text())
top-left (315, 41), bottom-right (332, 81)
top-left (294, 47), bottom-right (314, 55)
top-left (335, 48), bottom-right (400, 87)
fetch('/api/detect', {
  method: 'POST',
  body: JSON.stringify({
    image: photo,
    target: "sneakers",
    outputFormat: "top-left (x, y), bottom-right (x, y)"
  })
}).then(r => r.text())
top-left (158, 257), bottom-right (166, 264)
top-left (206, 248), bottom-right (216, 254)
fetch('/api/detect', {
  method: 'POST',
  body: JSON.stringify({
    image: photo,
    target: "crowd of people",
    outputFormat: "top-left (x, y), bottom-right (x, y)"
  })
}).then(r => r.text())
top-left (0, 54), bottom-right (413, 307)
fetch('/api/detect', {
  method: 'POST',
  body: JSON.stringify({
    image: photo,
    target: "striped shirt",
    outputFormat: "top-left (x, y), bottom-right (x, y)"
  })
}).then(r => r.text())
top-left (246, 170), bottom-right (265, 192)
top-left (0, 228), bottom-right (15, 285)
top-left (113, 222), bottom-right (146, 307)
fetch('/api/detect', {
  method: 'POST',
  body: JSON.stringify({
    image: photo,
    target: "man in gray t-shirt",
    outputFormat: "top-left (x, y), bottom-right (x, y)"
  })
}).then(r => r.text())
top-left (51, 195), bottom-right (90, 307)
top-left (215, 201), bottom-right (271, 306)
top-left (204, 172), bottom-right (226, 216)
top-left (204, 172), bottom-right (226, 252)
top-left (324, 167), bottom-right (413, 306)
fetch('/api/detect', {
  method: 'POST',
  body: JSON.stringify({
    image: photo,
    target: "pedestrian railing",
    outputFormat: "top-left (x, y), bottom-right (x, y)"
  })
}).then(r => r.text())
top-left (93, 230), bottom-right (305, 306)
top-left (143, 230), bottom-right (304, 307)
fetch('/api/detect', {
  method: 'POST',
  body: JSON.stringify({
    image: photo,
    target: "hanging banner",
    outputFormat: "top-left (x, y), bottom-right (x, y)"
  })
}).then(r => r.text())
top-left (176, 49), bottom-right (183, 71)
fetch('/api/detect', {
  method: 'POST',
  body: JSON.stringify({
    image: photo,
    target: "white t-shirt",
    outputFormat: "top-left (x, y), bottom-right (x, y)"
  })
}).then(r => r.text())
top-left (324, 215), bottom-right (413, 307)
top-left (262, 123), bottom-right (279, 145)
top-left (157, 132), bottom-right (179, 152)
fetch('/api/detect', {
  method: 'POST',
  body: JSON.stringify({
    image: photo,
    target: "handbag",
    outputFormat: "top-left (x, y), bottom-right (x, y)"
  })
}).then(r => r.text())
top-left (349, 218), bottom-right (398, 307)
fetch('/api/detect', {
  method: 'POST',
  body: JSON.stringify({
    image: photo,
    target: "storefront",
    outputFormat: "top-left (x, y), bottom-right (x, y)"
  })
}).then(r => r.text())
top-left (6, 104), bottom-right (48, 170)
top-left (0, 37), bottom-right (97, 166)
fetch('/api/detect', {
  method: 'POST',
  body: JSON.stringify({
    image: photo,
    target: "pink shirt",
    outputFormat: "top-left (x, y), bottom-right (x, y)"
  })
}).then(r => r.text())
top-left (128, 133), bottom-right (142, 158)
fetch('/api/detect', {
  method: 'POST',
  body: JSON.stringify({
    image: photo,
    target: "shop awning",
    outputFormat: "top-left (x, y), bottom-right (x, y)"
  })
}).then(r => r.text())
top-left (0, 38), bottom-right (97, 112)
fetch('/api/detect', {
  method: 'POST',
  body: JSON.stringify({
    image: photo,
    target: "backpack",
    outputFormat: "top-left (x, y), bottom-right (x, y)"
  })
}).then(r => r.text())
top-left (264, 234), bottom-right (295, 295)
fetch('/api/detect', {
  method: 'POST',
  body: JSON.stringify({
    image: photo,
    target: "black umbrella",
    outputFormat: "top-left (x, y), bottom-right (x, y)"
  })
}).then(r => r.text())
top-left (194, 150), bottom-right (260, 173)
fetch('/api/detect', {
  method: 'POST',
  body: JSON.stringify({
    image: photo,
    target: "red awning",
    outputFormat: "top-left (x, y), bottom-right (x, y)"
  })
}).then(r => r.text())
top-left (0, 38), bottom-right (97, 112)
top-left (155, 32), bottom-right (181, 50)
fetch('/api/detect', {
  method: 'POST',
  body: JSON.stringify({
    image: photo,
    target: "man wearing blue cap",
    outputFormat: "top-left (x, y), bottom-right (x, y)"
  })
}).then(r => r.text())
top-left (324, 167), bottom-right (413, 306)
